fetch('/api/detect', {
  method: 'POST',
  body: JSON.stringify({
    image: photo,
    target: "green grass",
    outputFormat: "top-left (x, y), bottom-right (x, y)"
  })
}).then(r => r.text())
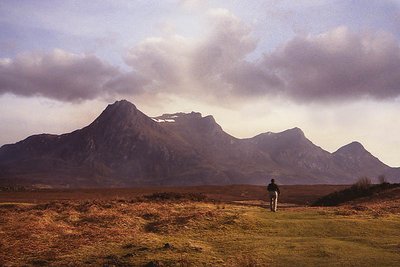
top-left (156, 206), bottom-right (400, 266)
top-left (83, 204), bottom-right (400, 266)
top-left (0, 202), bottom-right (34, 206)
top-left (1, 201), bottom-right (399, 266)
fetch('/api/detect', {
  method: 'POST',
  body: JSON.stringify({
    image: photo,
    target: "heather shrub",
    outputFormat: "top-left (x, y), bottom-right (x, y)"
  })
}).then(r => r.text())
top-left (353, 177), bottom-right (372, 190)
top-left (313, 177), bottom-right (399, 206)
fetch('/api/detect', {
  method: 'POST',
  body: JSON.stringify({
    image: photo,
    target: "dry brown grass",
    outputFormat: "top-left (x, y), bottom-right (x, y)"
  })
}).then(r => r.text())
top-left (0, 197), bottom-right (224, 266)
top-left (343, 187), bottom-right (400, 214)
top-left (0, 184), bottom-right (349, 205)
top-left (1, 186), bottom-right (399, 266)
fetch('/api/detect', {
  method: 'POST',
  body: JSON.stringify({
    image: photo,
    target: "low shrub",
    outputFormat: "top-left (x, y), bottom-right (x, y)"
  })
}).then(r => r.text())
top-left (353, 176), bottom-right (372, 190)
top-left (313, 178), bottom-right (399, 206)
top-left (143, 192), bottom-right (207, 202)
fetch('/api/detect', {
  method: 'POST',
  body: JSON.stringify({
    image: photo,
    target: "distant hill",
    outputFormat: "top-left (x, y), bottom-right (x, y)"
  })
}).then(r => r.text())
top-left (312, 182), bottom-right (400, 208)
top-left (0, 100), bottom-right (399, 187)
top-left (348, 186), bottom-right (400, 214)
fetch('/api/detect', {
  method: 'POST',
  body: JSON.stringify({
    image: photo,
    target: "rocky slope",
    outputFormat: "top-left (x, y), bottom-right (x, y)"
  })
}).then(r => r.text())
top-left (0, 100), bottom-right (398, 187)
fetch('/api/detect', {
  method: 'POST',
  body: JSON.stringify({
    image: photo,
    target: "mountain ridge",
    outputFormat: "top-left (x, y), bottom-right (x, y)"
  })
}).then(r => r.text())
top-left (0, 100), bottom-right (398, 187)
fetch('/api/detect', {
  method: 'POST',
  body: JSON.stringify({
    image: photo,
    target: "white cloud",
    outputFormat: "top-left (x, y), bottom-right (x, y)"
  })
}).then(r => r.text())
top-left (123, 8), bottom-right (260, 101)
top-left (125, 35), bottom-right (192, 89)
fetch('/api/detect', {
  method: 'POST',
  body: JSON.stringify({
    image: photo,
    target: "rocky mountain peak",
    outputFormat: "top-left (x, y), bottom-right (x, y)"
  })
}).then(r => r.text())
top-left (104, 99), bottom-right (137, 114)
top-left (335, 141), bottom-right (367, 156)
top-left (89, 99), bottom-right (144, 129)
top-left (253, 127), bottom-right (306, 143)
top-left (151, 112), bottom-right (202, 123)
top-left (152, 112), bottom-right (218, 128)
top-left (281, 127), bottom-right (305, 138)
top-left (152, 111), bottom-right (225, 142)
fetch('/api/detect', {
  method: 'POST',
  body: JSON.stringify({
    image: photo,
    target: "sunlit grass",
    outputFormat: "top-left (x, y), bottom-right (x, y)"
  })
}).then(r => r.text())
top-left (1, 200), bottom-right (399, 266)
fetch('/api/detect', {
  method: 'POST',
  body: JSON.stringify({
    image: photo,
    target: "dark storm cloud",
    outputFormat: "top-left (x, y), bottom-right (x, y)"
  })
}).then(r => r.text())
top-left (0, 49), bottom-right (146, 102)
top-left (263, 27), bottom-right (400, 101)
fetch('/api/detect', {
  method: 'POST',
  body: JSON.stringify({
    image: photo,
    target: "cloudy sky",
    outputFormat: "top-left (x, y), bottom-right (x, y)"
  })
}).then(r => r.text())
top-left (1, 0), bottom-right (400, 166)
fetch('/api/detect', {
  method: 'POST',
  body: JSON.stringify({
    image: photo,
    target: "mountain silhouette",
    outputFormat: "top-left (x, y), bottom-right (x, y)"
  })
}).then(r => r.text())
top-left (0, 100), bottom-right (398, 187)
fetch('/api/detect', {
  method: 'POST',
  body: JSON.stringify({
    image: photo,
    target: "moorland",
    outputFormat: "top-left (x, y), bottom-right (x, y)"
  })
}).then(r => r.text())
top-left (1, 184), bottom-right (400, 266)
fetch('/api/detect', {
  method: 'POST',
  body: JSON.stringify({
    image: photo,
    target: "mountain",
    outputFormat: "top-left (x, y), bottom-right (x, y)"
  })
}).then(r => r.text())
top-left (332, 142), bottom-right (393, 180)
top-left (151, 112), bottom-right (281, 184)
top-left (247, 128), bottom-right (344, 184)
top-left (0, 100), bottom-right (398, 187)
top-left (0, 100), bottom-right (213, 186)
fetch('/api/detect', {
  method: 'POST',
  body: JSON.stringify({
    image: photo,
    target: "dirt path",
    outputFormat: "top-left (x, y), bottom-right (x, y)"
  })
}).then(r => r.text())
top-left (231, 200), bottom-right (302, 209)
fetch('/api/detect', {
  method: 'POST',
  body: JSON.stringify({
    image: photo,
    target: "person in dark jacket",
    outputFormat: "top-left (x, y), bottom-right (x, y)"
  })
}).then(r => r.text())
top-left (267, 179), bottom-right (280, 212)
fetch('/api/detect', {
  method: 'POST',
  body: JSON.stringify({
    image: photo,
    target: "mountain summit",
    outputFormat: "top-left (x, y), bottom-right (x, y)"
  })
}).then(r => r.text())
top-left (0, 100), bottom-right (398, 187)
top-left (334, 141), bottom-right (367, 156)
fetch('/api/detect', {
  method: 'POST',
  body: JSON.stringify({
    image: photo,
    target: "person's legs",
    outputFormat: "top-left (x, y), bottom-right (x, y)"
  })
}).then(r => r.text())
top-left (273, 193), bottom-right (278, 212)
top-left (269, 191), bottom-right (277, 211)
top-left (269, 196), bottom-right (273, 211)
top-left (269, 197), bottom-right (274, 211)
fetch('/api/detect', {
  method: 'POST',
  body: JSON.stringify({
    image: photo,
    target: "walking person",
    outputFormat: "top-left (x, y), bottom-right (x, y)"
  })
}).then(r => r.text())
top-left (267, 179), bottom-right (280, 212)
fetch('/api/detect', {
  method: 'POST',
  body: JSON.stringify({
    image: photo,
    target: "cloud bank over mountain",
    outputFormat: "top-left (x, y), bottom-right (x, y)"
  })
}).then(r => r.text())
top-left (1, 9), bottom-right (400, 104)
top-left (1, 1), bottom-right (400, 167)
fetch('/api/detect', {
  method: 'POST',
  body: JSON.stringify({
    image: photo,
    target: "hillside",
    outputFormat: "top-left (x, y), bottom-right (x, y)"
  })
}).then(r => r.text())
top-left (344, 186), bottom-right (400, 213)
top-left (313, 182), bottom-right (400, 207)
top-left (0, 100), bottom-right (398, 187)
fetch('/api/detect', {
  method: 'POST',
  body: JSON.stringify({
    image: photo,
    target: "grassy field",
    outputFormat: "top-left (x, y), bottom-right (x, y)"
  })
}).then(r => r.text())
top-left (1, 186), bottom-right (399, 266)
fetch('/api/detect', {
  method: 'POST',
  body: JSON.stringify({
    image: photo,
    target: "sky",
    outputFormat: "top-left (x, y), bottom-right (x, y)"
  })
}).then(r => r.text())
top-left (1, 0), bottom-right (400, 167)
